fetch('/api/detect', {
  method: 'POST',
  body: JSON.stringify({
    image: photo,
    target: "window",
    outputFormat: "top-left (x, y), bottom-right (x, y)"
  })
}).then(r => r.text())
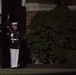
top-left (26, 0), bottom-right (39, 3)
top-left (26, 0), bottom-right (54, 3)
top-left (54, 0), bottom-right (61, 7)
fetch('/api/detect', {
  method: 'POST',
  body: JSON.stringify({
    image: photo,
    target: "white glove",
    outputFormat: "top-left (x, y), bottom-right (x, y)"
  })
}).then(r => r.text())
top-left (10, 33), bottom-right (14, 37)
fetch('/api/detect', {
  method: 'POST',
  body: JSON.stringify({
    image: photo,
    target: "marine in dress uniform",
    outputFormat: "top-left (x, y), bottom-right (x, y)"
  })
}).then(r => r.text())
top-left (9, 22), bottom-right (20, 69)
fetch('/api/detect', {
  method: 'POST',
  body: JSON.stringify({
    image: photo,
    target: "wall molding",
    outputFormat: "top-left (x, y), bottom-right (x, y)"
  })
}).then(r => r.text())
top-left (25, 3), bottom-right (57, 11)
top-left (68, 5), bottom-right (76, 10)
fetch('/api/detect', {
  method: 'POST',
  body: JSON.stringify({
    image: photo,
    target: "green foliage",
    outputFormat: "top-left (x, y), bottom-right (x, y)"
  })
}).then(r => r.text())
top-left (25, 8), bottom-right (76, 64)
top-left (66, 51), bottom-right (76, 65)
top-left (49, 48), bottom-right (68, 64)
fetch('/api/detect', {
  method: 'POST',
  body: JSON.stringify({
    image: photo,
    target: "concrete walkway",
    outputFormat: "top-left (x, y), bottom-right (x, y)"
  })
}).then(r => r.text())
top-left (0, 68), bottom-right (76, 74)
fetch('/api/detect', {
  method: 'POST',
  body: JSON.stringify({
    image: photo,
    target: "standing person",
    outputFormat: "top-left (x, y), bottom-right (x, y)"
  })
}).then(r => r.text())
top-left (8, 22), bottom-right (20, 69)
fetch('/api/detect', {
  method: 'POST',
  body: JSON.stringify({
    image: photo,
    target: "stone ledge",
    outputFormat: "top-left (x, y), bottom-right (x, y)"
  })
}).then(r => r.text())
top-left (26, 64), bottom-right (76, 69)
top-left (0, 68), bottom-right (76, 74)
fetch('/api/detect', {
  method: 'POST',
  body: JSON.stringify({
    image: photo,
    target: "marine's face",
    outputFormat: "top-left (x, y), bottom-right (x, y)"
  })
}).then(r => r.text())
top-left (11, 25), bottom-right (17, 30)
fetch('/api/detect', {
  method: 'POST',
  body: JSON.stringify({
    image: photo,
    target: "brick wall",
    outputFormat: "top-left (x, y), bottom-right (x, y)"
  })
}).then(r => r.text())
top-left (26, 11), bottom-right (37, 33)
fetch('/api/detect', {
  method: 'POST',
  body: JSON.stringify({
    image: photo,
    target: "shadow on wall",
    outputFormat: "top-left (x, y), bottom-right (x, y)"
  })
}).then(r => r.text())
top-left (19, 39), bottom-right (31, 68)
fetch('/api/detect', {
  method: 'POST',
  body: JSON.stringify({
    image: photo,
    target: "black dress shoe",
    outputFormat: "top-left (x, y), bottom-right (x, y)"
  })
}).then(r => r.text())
top-left (11, 67), bottom-right (19, 69)
top-left (11, 67), bottom-right (17, 69)
top-left (11, 67), bottom-right (20, 69)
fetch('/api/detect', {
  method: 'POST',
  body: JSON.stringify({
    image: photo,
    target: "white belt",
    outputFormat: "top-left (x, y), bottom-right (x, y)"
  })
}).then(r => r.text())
top-left (11, 39), bottom-right (19, 41)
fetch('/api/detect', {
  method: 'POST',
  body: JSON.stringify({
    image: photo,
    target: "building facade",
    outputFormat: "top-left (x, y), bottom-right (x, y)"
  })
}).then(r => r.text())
top-left (21, 0), bottom-right (76, 33)
top-left (1, 0), bottom-right (76, 67)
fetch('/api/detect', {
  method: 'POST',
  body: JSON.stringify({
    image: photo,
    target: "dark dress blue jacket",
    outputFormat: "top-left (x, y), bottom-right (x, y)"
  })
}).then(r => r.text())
top-left (10, 29), bottom-right (20, 49)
